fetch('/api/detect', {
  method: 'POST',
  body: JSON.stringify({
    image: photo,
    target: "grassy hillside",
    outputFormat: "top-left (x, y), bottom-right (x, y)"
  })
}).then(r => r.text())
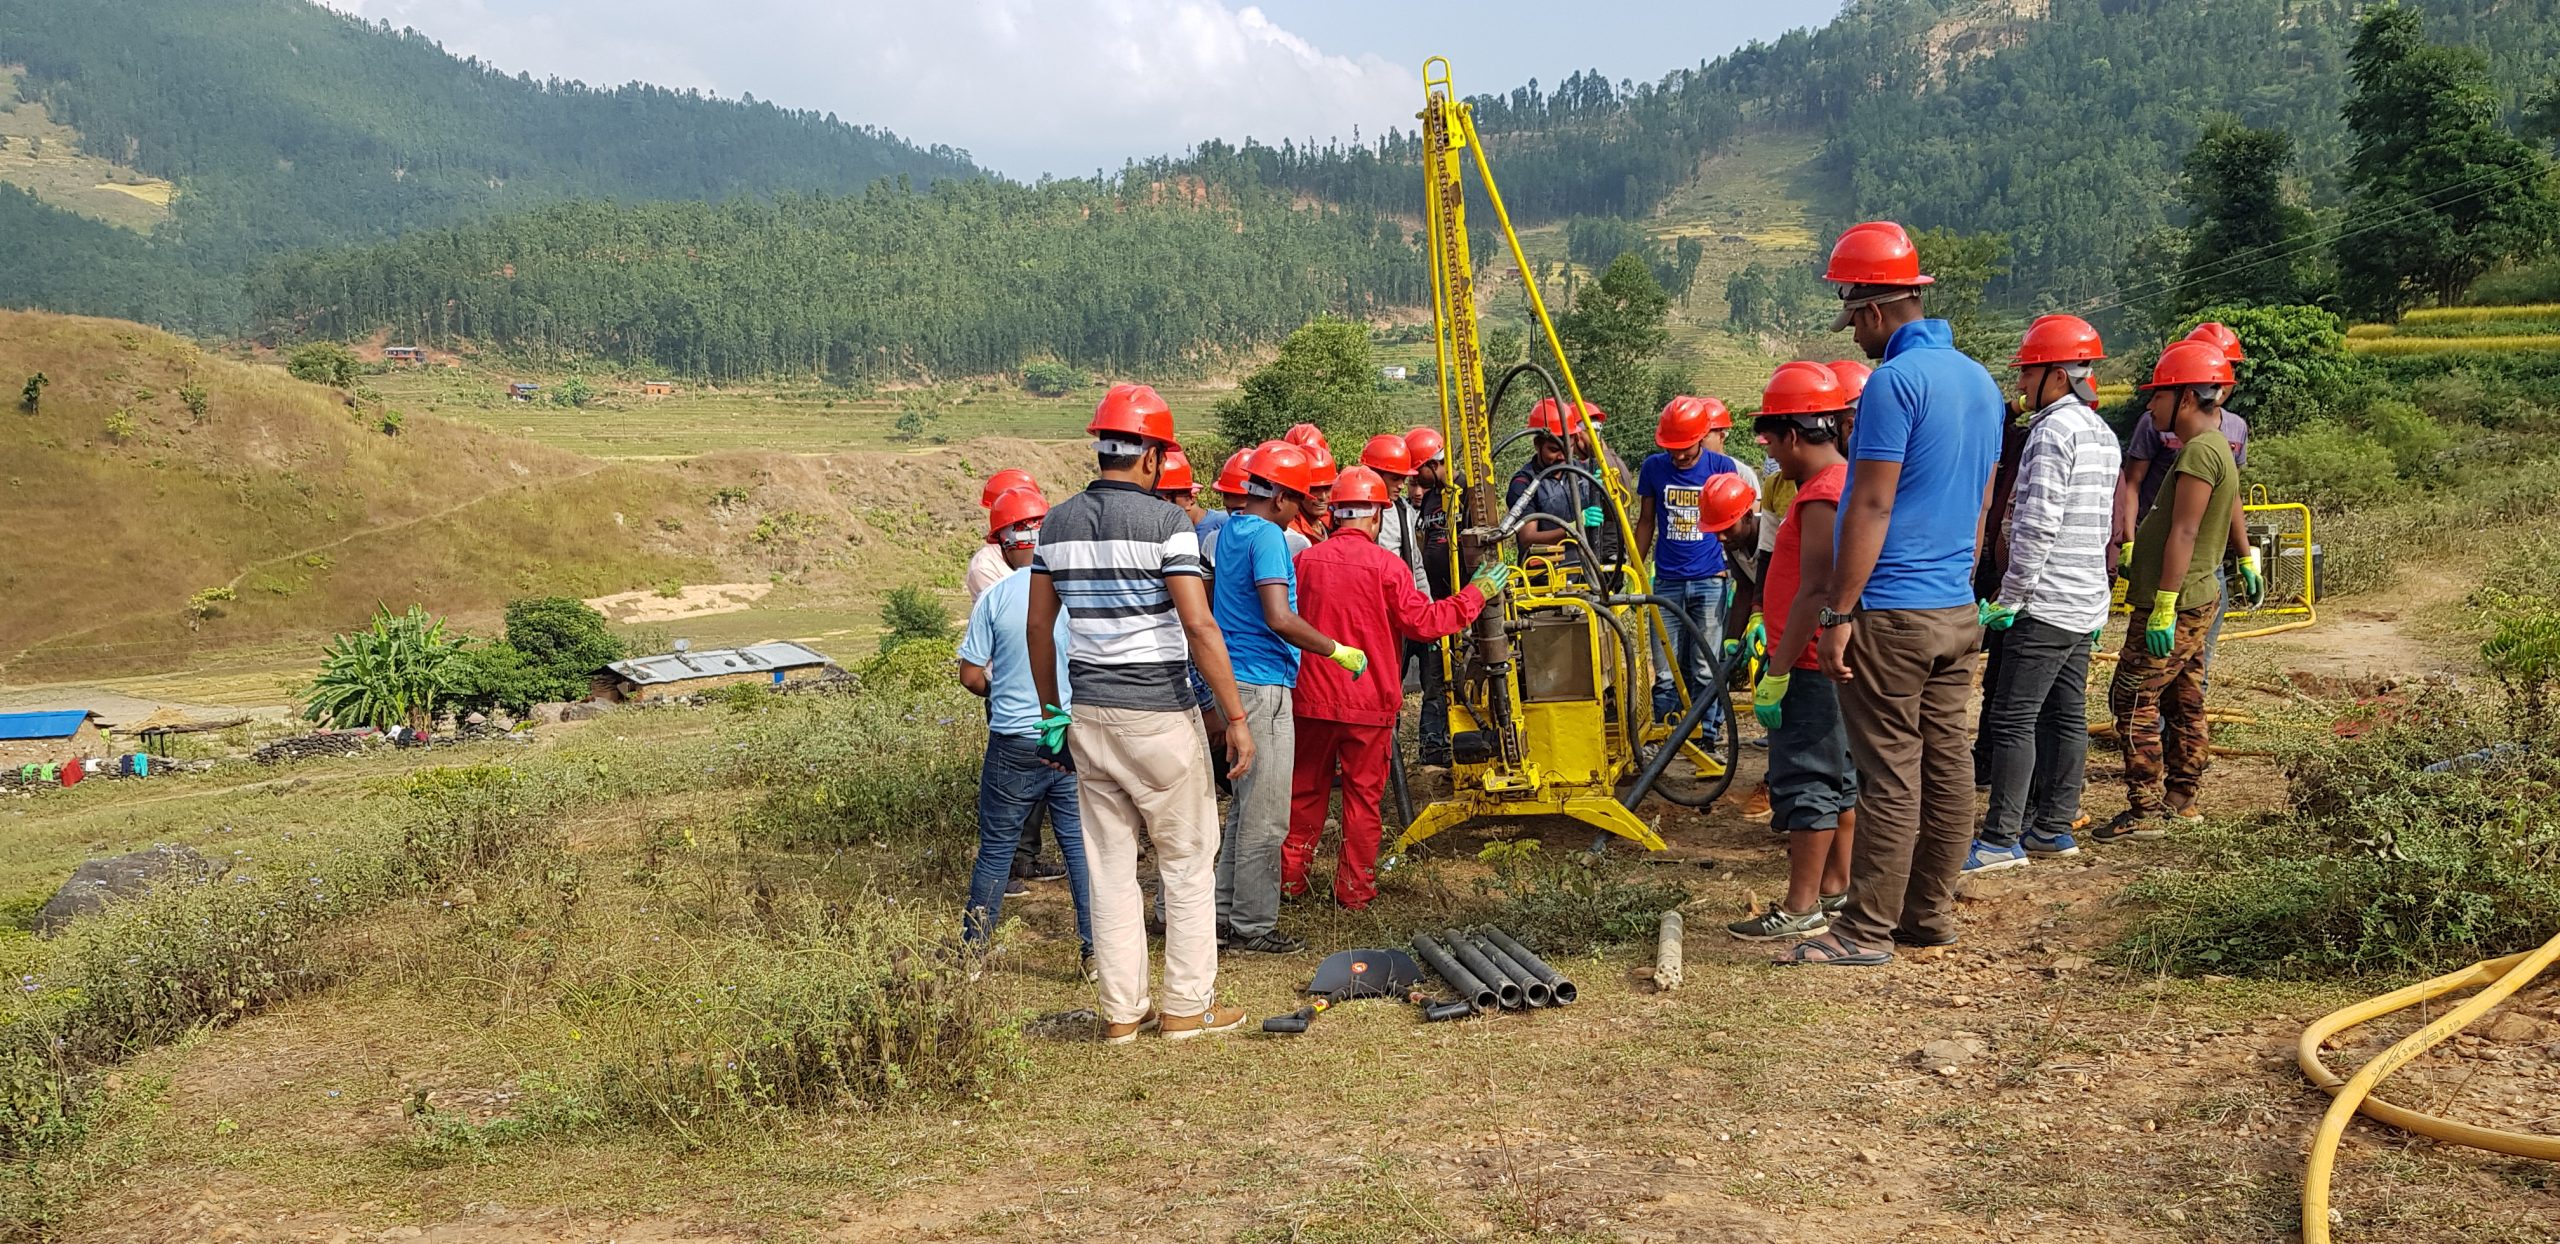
top-left (0, 311), bottom-right (1104, 683)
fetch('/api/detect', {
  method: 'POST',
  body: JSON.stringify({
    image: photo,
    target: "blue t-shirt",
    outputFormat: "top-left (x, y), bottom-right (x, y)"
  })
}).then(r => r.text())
top-left (1840, 319), bottom-right (2004, 611)
top-left (1188, 512), bottom-right (1227, 711)
top-left (957, 566), bottom-right (1071, 738)
top-left (1637, 450), bottom-right (1741, 581)
top-left (1210, 512), bottom-right (1302, 688)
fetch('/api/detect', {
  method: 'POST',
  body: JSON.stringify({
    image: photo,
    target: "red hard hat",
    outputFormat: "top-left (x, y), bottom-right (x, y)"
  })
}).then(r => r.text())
top-left (1696, 472), bottom-right (1756, 534)
top-left (979, 468), bottom-right (1036, 508)
top-left (2013, 314), bottom-right (2106, 367)
top-left (987, 486), bottom-right (1049, 537)
top-left (1527, 397), bottom-right (1594, 438)
top-left (1329, 465), bottom-right (1392, 506)
top-left (2184, 321), bottom-right (2247, 362)
top-left (1359, 433), bottom-right (1414, 477)
top-left (1089, 383), bottom-right (1177, 445)
top-left (2143, 340), bottom-right (2238, 389)
top-left (1825, 360), bottom-right (1872, 404)
top-left (1760, 361), bottom-right (1852, 416)
top-left (1284, 423), bottom-right (1329, 453)
top-left (1245, 440), bottom-right (1315, 495)
top-left (1654, 396), bottom-right (1731, 450)
top-left (1215, 449), bottom-right (1252, 496)
top-left (1405, 425), bottom-right (1446, 466)
top-left (1822, 221), bottom-right (1934, 287)
top-left (1305, 443), bottom-right (1338, 488)
top-left (1157, 448), bottom-right (1196, 494)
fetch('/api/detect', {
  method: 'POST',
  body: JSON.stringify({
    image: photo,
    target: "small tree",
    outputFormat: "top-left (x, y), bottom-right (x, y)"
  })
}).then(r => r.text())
top-left (1554, 254), bottom-right (1672, 463)
top-left (303, 605), bottom-right (470, 731)
top-left (19, 372), bottom-right (46, 413)
top-left (178, 380), bottom-right (209, 422)
top-left (1213, 317), bottom-right (1390, 449)
top-left (879, 585), bottom-right (952, 653)
top-left (551, 376), bottom-right (595, 408)
top-left (184, 586), bottom-right (235, 628)
top-left (1021, 360), bottom-right (1086, 397)
top-left (286, 342), bottom-right (359, 388)
top-left (2178, 120), bottom-right (2320, 311)
top-left (500, 596), bottom-right (624, 702)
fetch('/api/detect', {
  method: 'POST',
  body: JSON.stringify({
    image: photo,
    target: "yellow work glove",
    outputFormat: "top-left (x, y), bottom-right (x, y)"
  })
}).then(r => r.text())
top-left (2144, 590), bottom-right (2180, 658)
top-left (1752, 670), bottom-right (1790, 730)
top-left (1326, 643), bottom-right (1369, 680)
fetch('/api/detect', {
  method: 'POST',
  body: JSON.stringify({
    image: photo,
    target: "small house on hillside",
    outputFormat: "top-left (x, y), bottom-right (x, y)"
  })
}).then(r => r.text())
top-left (0, 710), bottom-right (107, 767)
top-left (642, 380), bottom-right (675, 397)
top-left (1380, 365), bottom-right (1408, 381)
top-left (508, 382), bottom-right (542, 401)
top-left (384, 346), bottom-right (425, 363)
top-left (592, 641), bottom-right (835, 703)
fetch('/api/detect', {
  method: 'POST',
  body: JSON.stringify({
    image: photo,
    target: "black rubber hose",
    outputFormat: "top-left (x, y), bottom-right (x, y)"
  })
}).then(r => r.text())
top-left (1420, 998), bottom-right (1475, 1023)
top-left (1387, 723), bottom-right (1414, 831)
top-left (1621, 640), bottom-right (1743, 811)
top-left (1470, 932), bottom-right (1552, 1008)
top-left (1481, 927), bottom-right (1579, 1006)
top-left (1413, 933), bottom-right (1496, 1013)
top-left (1444, 926), bottom-right (1523, 1009)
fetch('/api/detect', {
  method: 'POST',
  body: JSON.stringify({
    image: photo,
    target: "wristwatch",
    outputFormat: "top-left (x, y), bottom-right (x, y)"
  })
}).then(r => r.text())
top-left (1818, 606), bottom-right (1856, 628)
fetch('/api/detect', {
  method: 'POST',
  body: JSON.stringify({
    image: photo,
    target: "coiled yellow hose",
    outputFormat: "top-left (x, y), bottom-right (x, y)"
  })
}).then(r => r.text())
top-left (2296, 934), bottom-right (2560, 1241)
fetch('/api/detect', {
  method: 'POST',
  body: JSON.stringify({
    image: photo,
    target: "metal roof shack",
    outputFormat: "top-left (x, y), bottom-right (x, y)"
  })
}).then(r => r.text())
top-left (594, 641), bottom-right (835, 702)
top-left (0, 710), bottom-right (108, 766)
top-left (0, 710), bottom-right (101, 741)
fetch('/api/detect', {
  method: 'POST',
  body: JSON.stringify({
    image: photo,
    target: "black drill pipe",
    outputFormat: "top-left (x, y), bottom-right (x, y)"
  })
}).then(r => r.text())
top-left (1413, 933), bottom-right (1495, 1013)
top-left (1470, 931), bottom-right (1552, 1008)
top-left (1443, 926), bottom-right (1524, 1009)
top-left (1480, 927), bottom-right (1579, 1006)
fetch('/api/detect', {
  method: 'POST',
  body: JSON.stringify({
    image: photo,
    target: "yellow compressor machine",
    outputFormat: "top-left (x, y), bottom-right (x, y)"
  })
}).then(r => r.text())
top-left (1391, 58), bottom-right (1734, 862)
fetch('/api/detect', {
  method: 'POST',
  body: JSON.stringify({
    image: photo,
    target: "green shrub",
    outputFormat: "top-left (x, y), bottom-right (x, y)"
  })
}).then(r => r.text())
top-left (2351, 397), bottom-right (2453, 476)
top-left (1020, 360), bottom-right (1085, 397)
top-left (285, 342), bottom-right (358, 388)
top-left (878, 585), bottom-right (951, 653)
top-left (2117, 685), bottom-right (2560, 978)
top-left (2461, 261), bottom-right (2560, 306)
top-left (1473, 838), bottom-right (1690, 955)
top-left (2245, 422), bottom-right (2400, 513)
top-left (2176, 304), bottom-right (2355, 434)
top-left (733, 680), bottom-right (979, 848)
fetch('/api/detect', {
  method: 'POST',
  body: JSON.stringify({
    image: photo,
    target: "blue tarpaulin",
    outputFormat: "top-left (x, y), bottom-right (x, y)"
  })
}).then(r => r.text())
top-left (0, 711), bottom-right (95, 741)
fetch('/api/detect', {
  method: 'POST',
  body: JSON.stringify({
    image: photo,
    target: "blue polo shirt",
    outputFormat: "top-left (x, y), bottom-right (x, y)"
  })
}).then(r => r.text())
top-left (1210, 512), bottom-right (1302, 688)
top-left (956, 566), bottom-right (1071, 738)
top-left (1840, 318), bottom-right (2004, 611)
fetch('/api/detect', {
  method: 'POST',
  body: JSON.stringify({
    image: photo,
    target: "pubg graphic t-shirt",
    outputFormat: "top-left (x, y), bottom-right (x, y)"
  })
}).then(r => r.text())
top-left (1637, 450), bottom-right (1750, 581)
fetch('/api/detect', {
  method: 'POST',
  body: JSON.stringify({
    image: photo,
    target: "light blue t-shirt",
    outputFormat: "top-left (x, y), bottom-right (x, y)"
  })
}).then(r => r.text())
top-left (957, 566), bottom-right (1071, 738)
top-left (1840, 318), bottom-right (2004, 611)
top-left (1210, 511), bottom-right (1302, 689)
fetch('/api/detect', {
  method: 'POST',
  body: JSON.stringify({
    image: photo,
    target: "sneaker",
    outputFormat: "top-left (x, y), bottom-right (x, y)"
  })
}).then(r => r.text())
top-left (1226, 930), bottom-right (1305, 955)
top-left (1102, 1009), bottom-right (1159, 1044)
top-left (1079, 946), bottom-right (1098, 983)
top-left (1022, 855), bottom-right (1069, 882)
top-left (1819, 892), bottom-right (1847, 915)
top-left (1004, 876), bottom-right (1032, 898)
top-left (1962, 839), bottom-right (2030, 875)
top-left (2023, 830), bottom-right (2081, 857)
top-left (2090, 811), bottom-right (2167, 843)
top-left (1728, 902), bottom-right (1829, 941)
top-left (1160, 1004), bottom-right (1249, 1040)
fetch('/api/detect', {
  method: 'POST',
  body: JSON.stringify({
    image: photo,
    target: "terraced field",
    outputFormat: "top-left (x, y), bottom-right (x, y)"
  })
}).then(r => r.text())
top-left (2345, 303), bottom-right (2560, 355)
top-left (0, 65), bottom-right (173, 230)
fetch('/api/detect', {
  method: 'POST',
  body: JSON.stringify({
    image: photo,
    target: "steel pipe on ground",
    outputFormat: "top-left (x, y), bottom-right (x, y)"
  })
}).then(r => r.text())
top-left (1443, 927), bottom-right (1524, 1009)
top-left (1413, 933), bottom-right (1496, 1013)
top-left (1469, 931), bottom-right (1552, 1007)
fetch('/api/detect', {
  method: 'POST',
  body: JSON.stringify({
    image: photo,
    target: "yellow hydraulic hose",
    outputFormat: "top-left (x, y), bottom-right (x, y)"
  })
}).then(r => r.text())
top-left (2296, 933), bottom-right (2560, 1242)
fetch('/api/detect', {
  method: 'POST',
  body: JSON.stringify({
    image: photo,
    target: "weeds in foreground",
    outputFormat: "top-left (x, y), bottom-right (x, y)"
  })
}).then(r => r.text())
top-left (1473, 839), bottom-right (1689, 955)
top-left (732, 653), bottom-right (979, 848)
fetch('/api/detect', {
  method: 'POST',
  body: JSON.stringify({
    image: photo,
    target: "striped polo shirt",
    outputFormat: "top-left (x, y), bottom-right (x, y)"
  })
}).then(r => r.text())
top-left (1031, 479), bottom-right (1203, 712)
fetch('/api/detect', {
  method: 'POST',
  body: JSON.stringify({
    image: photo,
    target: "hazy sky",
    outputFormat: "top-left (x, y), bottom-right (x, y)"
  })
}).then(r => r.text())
top-left (324, 0), bottom-right (1847, 178)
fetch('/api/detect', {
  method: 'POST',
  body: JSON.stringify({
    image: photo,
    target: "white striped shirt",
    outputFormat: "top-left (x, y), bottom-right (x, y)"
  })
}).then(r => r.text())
top-left (1997, 396), bottom-right (2120, 634)
top-left (1031, 481), bottom-right (1203, 712)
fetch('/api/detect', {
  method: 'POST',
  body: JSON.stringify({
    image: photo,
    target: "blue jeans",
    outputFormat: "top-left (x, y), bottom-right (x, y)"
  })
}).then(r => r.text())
top-left (963, 732), bottom-right (1093, 952)
top-left (1650, 574), bottom-right (1729, 728)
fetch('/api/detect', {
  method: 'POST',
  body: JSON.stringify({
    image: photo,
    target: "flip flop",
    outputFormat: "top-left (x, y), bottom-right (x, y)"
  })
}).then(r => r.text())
top-left (1778, 934), bottom-right (1894, 967)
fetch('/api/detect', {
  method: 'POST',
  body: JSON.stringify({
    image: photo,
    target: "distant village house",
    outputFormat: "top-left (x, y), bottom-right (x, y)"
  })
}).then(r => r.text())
top-left (384, 346), bottom-right (425, 363)
top-left (642, 380), bottom-right (675, 397)
top-left (592, 641), bottom-right (834, 703)
top-left (1380, 365), bottom-right (1408, 381)
top-left (508, 382), bottom-right (541, 401)
top-left (0, 710), bottom-right (107, 767)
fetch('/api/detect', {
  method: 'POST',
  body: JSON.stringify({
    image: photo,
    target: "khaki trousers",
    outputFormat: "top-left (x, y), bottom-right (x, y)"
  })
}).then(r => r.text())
top-left (1834, 605), bottom-right (1981, 950)
top-left (1072, 704), bottom-right (1222, 1024)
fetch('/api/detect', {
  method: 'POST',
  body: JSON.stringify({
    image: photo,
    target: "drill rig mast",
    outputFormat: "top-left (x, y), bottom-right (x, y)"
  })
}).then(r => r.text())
top-left (1395, 58), bottom-right (1733, 859)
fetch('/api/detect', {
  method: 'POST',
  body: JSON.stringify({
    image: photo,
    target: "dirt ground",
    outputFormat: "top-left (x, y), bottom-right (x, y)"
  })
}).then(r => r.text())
top-left (45, 577), bottom-right (2560, 1244)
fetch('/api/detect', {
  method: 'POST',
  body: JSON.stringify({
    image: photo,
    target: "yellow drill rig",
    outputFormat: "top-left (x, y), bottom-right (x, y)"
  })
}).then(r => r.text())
top-left (1393, 58), bottom-right (1734, 861)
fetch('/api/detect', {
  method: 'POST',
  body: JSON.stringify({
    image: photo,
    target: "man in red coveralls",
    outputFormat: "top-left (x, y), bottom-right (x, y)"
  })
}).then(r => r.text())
top-left (1284, 466), bottom-right (1511, 909)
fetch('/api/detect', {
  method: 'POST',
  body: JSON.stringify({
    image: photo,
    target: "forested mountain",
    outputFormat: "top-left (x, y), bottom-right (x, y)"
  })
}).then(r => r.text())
top-left (253, 179), bottom-right (1425, 381)
top-left (0, 0), bottom-right (977, 328)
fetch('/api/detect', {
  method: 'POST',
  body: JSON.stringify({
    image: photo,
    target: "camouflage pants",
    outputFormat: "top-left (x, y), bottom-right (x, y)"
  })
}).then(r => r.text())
top-left (2108, 603), bottom-right (2217, 818)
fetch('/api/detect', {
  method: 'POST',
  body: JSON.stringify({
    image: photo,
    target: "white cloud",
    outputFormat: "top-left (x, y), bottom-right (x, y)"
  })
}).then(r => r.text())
top-left (325, 0), bottom-right (1418, 178)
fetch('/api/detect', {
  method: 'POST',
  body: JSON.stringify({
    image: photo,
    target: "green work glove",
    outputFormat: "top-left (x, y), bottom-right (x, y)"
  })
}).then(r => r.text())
top-left (2118, 541), bottom-right (2135, 571)
top-left (1468, 559), bottom-right (1513, 596)
top-left (1037, 703), bottom-right (1072, 753)
top-left (2144, 590), bottom-right (2180, 658)
top-left (1580, 505), bottom-right (1605, 529)
top-left (1976, 599), bottom-right (2020, 631)
top-left (2239, 549), bottom-right (2265, 605)
top-left (1743, 612), bottom-right (1766, 660)
top-left (1327, 643), bottom-right (1369, 680)
top-left (2088, 625), bottom-right (2105, 653)
top-left (1752, 670), bottom-right (1790, 730)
